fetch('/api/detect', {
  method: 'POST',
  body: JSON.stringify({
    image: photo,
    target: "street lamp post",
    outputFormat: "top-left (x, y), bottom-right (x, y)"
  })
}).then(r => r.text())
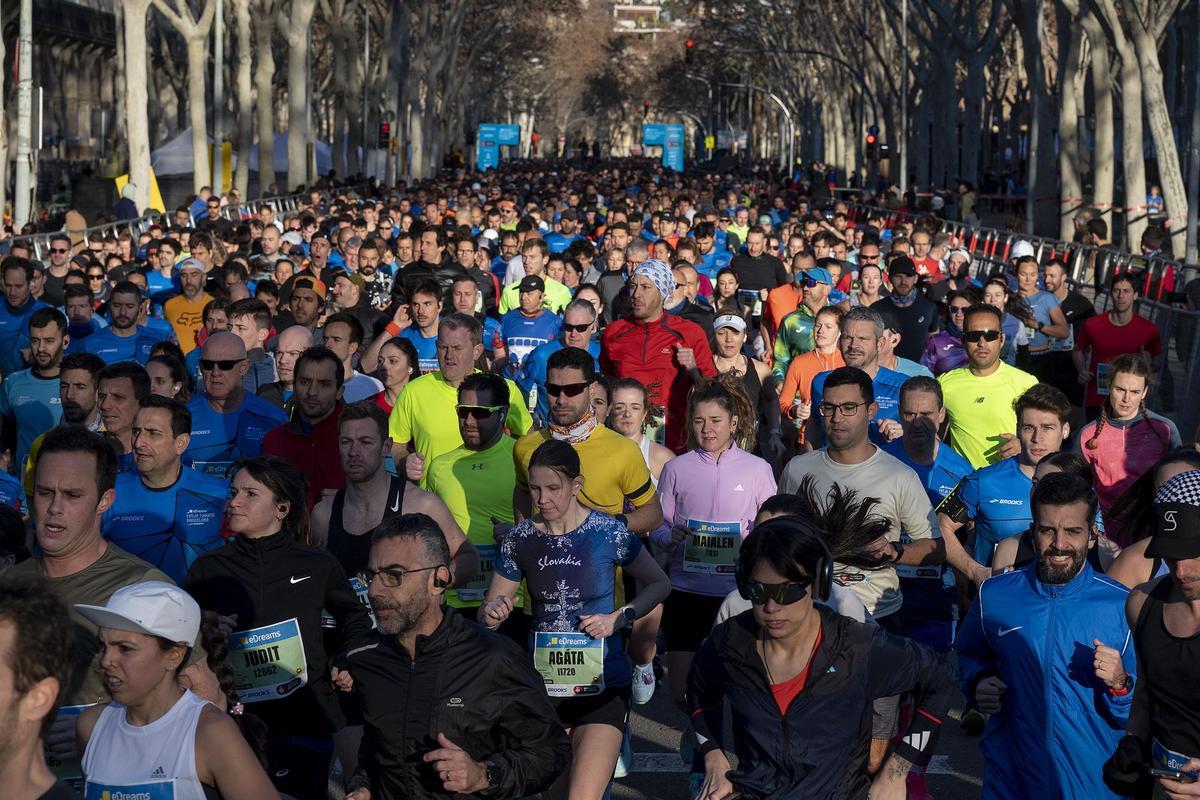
top-left (720, 82), bottom-right (794, 173)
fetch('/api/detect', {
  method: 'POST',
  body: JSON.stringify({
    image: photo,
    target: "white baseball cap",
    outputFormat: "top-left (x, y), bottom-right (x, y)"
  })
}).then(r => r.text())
top-left (1010, 240), bottom-right (1036, 260)
top-left (76, 581), bottom-right (201, 645)
top-left (714, 313), bottom-right (747, 333)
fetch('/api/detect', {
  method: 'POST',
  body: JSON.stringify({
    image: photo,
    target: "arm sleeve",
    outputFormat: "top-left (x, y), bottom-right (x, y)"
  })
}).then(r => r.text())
top-left (772, 319), bottom-right (793, 382)
top-left (484, 641), bottom-right (573, 800)
top-left (1099, 628), bottom-right (1137, 729)
top-left (867, 626), bottom-right (959, 767)
top-left (779, 357), bottom-right (803, 412)
top-left (685, 633), bottom-right (728, 756)
top-left (897, 470), bottom-right (935, 540)
top-left (691, 327), bottom-right (718, 378)
top-left (388, 386), bottom-right (413, 444)
top-left (651, 466), bottom-right (678, 549)
top-left (774, 262), bottom-right (789, 286)
top-left (348, 722), bottom-right (379, 794)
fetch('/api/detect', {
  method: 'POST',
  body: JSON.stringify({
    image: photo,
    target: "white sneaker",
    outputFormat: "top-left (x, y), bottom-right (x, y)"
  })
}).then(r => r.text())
top-left (613, 725), bottom-right (634, 778)
top-left (631, 661), bottom-right (656, 704)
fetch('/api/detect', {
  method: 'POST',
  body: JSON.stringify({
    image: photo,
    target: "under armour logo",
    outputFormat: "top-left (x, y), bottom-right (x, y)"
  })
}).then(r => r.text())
top-left (471, 463), bottom-right (484, 470)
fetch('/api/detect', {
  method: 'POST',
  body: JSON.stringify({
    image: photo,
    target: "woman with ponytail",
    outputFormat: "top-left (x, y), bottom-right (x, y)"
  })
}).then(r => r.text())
top-left (1078, 354), bottom-right (1179, 546)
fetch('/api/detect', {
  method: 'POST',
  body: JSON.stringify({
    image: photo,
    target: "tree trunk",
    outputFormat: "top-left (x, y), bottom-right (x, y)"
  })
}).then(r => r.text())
top-left (124, 0), bottom-right (153, 211)
top-left (186, 36), bottom-right (210, 193)
top-left (285, 0), bottom-right (317, 190)
top-left (233, 0), bottom-right (253, 196)
top-left (1058, 24), bottom-right (1084, 240)
top-left (961, 54), bottom-right (987, 187)
top-left (1127, 8), bottom-right (1188, 254)
top-left (1082, 13), bottom-right (1115, 223)
top-left (113, 1), bottom-right (127, 170)
top-left (254, 3), bottom-right (276, 194)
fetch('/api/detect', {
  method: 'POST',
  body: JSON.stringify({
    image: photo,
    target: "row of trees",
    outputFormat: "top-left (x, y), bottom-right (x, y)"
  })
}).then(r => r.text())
top-left (685, 0), bottom-right (1198, 250)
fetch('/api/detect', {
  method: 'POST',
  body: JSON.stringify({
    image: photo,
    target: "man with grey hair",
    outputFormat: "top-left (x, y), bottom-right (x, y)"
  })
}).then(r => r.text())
top-left (807, 305), bottom-right (909, 447)
top-left (519, 299), bottom-right (601, 426)
top-left (257, 325), bottom-right (314, 411)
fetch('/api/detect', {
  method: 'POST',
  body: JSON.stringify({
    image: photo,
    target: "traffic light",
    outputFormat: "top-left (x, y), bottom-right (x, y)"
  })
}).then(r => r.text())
top-left (377, 122), bottom-right (391, 149)
top-left (685, 38), bottom-right (695, 66)
top-left (643, 100), bottom-right (651, 118)
top-left (865, 131), bottom-right (878, 160)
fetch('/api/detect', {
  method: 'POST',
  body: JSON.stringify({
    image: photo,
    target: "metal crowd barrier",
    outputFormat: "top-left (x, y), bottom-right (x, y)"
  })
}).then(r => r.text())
top-left (5, 184), bottom-right (366, 262)
top-left (843, 202), bottom-right (1195, 302)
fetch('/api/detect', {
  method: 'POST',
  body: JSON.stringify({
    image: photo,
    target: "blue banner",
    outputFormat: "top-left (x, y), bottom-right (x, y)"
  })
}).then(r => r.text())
top-left (663, 123), bottom-right (685, 172)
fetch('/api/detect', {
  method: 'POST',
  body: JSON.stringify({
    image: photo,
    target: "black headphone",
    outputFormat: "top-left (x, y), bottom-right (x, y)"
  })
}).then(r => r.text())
top-left (432, 565), bottom-right (450, 589)
top-left (734, 516), bottom-right (835, 603)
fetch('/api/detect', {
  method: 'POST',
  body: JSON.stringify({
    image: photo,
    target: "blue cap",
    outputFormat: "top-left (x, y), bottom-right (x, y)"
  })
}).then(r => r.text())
top-left (802, 267), bottom-right (833, 286)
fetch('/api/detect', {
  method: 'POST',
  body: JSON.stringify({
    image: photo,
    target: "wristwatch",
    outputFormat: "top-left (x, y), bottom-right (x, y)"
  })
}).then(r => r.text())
top-left (620, 605), bottom-right (637, 628)
top-left (1036, 321), bottom-right (1045, 332)
top-left (481, 758), bottom-right (500, 794)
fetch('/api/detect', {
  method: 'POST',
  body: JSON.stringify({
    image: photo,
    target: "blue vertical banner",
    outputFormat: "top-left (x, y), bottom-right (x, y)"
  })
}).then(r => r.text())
top-left (477, 124), bottom-right (521, 170)
top-left (663, 123), bottom-right (685, 172)
top-left (477, 124), bottom-right (500, 170)
top-left (642, 124), bottom-right (667, 146)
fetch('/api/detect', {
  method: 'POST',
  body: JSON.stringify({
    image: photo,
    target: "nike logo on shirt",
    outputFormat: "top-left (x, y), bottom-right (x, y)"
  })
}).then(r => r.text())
top-left (290, 575), bottom-right (311, 584)
top-left (390, 490), bottom-right (402, 513)
top-left (997, 625), bottom-right (1023, 637)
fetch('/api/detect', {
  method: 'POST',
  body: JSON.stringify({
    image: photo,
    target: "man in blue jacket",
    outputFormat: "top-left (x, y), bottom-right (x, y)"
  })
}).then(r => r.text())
top-left (957, 471), bottom-right (1136, 799)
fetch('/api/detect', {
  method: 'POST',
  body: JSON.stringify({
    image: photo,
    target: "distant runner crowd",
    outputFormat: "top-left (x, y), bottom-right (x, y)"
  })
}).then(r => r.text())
top-left (0, 161), bottom-right (1196, 800)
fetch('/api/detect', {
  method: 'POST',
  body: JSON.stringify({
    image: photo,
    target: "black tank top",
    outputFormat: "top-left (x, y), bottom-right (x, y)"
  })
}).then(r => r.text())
top-left (327, 475), bottom-right (407, 576)
top-left (1133, 577), bottom-right (1200, 758)
top-left (738, 355), bottom-right (763, 404)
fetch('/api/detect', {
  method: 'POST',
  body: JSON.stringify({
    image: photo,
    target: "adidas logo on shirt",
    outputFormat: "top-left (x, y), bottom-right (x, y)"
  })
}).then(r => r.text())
top-left (151, 766), bottom-right (166, 777)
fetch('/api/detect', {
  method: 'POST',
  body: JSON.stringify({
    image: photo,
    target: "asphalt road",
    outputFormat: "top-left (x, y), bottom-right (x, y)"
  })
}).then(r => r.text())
top-left (613, 669), bottom-right (985, 800)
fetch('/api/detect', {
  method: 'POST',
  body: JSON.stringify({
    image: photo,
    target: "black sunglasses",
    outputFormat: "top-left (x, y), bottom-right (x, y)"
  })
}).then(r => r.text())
top-left (963, 329), bottom-right (1001, 344)
top-left (744, 577), bottom-right (813, 606)
top-left (545, 381), bottom-right (590, 398)
top-left (455, 404), bottom-right (505, 420)
top-left (49, 247), bottom-right (68, 254)
top-left (561, 322), bottom-right (592, 333)
top-left (200, 358), bottom-right (246, 372)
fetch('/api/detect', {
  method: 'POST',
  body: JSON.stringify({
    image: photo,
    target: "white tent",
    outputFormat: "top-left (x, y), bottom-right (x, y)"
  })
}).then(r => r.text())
top-left (151, 128), bottom-right (333, 176)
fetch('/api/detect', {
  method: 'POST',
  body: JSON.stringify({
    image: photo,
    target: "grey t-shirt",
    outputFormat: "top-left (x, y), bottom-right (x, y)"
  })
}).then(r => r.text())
top-left (6, 543), bottom-right (172, 705)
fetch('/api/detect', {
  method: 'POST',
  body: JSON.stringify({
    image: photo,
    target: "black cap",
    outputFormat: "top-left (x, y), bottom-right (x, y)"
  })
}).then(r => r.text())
top-left (889, 256), bottom-right (918, 277)
top-left (518, 275), bottom-right (546, 294)
top-left (1145, 470), bottom-right (1200, 560)
top-left (559, 208), bottom-right (578, 221)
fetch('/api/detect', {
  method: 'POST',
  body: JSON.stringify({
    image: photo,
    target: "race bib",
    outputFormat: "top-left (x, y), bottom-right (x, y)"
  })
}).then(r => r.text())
top-left (229, 619), bottom-right (308, 702)
top-left (189, 460), bottom-right (231, 477)
top-left (1153, 738), bottom-right (1199, 780)
top-left (455, 544), bottom-right (497, 603)
top-left (533, 632), bottom-right (605, 697)
top-left (46, 704), bottom-right (91, 780)
top-left (85, 779), bottom-right (176, 800)
top-left (350, 575), bottom-right (377, 628)
top-left (1096, 361), bottom-right (1113, 396)
top-left (895, 564), bottom-right (945, 581)
top-left (683, 520), bottom-right (741, 575)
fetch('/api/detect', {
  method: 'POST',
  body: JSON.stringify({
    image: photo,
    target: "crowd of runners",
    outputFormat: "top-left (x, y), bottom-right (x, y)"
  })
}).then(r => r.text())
top-left (0, 160), bottom-right (1196, 800)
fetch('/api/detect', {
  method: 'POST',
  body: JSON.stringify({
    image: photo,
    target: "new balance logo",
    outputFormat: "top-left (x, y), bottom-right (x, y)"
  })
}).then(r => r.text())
top-left (903, 731), bottom-right (930, 752)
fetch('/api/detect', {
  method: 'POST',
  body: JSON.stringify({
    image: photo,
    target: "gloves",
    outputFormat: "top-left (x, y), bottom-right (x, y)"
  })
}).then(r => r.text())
top-left (1103, 734), bottom-right (1152, 798)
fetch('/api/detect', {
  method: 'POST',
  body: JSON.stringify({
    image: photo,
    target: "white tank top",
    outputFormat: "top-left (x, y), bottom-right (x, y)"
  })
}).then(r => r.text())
top-left (82, 689), bottom-right (213, 800)
top-left (637, 435), bottom-right (659, 488)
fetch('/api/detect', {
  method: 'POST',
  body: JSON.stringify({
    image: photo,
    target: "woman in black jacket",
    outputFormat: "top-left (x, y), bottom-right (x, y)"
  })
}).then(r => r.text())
top-left (185, 455), bottom-right (373, 800)
top-left (686, 515), bottom-right (957, 800)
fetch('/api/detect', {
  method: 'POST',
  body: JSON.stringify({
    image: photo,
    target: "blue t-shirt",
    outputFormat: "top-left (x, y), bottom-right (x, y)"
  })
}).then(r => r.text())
top-left (398, 326), bottom-right (440, 373)
top-left (544, 232), bottom-right (584, 254)
top-left (1023, 290), bottom-right (1061, 350)
top-left (0, 471), bottom-right (27, 515)
top-left (952, 456), bottom-right (1033, 565)
top-left (496, 510), bottom-right (642, 688)
top-left (499, 310), bottom-right (562, 371)
top-left (0, 298), bottom-right (48, 376)
top-left (0, 369), bottom-right (61, 475)
top-left (811, 365), bottom-right (907, 445)
top-left (102, 467), bottom-right (229, 583)
top-left (892, 357), bottom-right (934, 379)
top-left (65, 319), bottom-right (105, 354)
top-left (696, 249), bottom-right (733, 280)
top-left (184, 393), bottom-right (288, 476)
top-left (83, 324), bottom-right (171, 365)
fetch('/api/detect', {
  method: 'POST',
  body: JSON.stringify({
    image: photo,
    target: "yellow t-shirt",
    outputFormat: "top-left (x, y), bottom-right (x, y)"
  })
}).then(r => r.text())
top-left (388, 371), bottom-right (532, 464)
top-left (513, 425), bottom-right (656, 515)
top-left (498, 277), bottom-right (572, 315)
top-left (938, 361), bottom-right (1039, 469)
top-left (423, 436), bottom-right (521, 608)
top-left (163, 293), bottom-right (213, 355)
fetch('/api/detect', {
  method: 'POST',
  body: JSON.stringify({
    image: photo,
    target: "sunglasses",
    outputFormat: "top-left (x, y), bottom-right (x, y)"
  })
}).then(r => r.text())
top-left (87, 273), bottom-right (105, 280)
top-left (545, 381), bottom-right (590, 398)
top-left (200, 358), bottom-right (246, 372)
top-left (948, 306), bottom-right (970, 316)
top-left (49, 247), bottom-right (68, 254)
top-left (561, 322), bottom-right (592, 334)
top-left (799, 277), bottom-right (820, 288)
top-left (963, 329), bottom-right (1001, 344)
top-left (455, 404), bottom-right (505, 420)
top-left (743, 577), bottom-right (813, 606)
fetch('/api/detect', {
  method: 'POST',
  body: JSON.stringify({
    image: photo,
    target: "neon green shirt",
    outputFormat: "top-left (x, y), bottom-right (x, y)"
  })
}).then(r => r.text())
top-left (938, 361), bottom-right (1038, 468)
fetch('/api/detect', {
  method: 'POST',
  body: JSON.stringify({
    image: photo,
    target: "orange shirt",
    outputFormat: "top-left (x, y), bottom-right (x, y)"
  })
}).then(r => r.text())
top-left (764, 284), bottom-right (803, 341)
top-left (779, 348), bottom-right (844, 444)
top-left (163, 292), bottom-right (213, 355)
